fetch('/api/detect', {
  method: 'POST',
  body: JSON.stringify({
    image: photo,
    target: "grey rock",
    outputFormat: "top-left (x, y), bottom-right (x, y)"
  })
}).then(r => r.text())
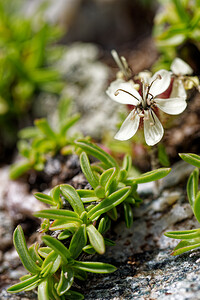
top-left (56, 42), bottom-right (126, 138)
top-left (0, 211), bottom-right (13, 251)
top-left (0, 289), bottom-right (37, 300)
top-left (160, 160), bottom-right (195, 190)
top-left (0, 166), bottom-right (46, 219)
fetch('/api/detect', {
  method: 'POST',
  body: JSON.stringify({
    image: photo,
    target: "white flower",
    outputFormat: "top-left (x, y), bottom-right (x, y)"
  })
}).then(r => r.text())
top-left (170, 58), bottom-right (193, 98)
top-left (171, 57), bottom-right (200, 93)
top-left (106, 69), bottom-right (187, 146)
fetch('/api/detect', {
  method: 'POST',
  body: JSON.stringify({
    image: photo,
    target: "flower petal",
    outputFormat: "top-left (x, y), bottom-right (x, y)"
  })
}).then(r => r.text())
top-left (171, 57), bottom-right (193, 75)
top-left (144, 110), bottom-right (164, 146)
top-left (149, 70), bottom-right (171, 97)
top-left (170, 79), bottom-right (187, 99)
top-left (106, 79), bottom-right (141, 105)
top-left (154, 97), bottom-right (187, 115)
top-left (114, 110), bottom-right (140, 141)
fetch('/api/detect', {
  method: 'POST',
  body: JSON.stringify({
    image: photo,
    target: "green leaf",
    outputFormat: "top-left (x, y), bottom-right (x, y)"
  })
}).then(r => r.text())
top-left (190, 10), bottom-right (200, 29)
top-left (35, 118), bottom-right (57, 140)
top-left (60, 114), bottom-right (80, 136)
top-left (171, 241), bottom-right (200, 256)
top-left (164, 229), bottom-right (200, 240)
top-left (125, 197), bottom-right (136, 205)
top-left (187, 168), bottom-right (199, 208)
top-left (77, 189), bottom-right (98, 203)
top-left (65, 290), bottom-right (84, 300)
top-left (57, 266), bottom-right (74, 296)
top-left (73, 261), bottom-right (117, 273)
top-left (60, 184), bottom-right (85, 216)
top-left (18, 126), bottom-right (40, 139)
top-left (34, 193), bottom-right (54, 206)
top-left (41, 250), bottom-right (61, 276)
top-left (82, 244), bottom-right (96, 254)
top-left (38, 279), bottom-right (49, 300)
top-left (20, 274), bottom-right (32, 281)
top-left (58, 97), bottom-right (71, 125)
top-left (58, 229), bottom-right (73, 240)
top-left (42, 236), bottom-right (71, 264)
top-left (118, 169), bottom-right (127, 182)
top-left (13, 226), bottom-right (41, 274)
top-left (50, 186), bottom-right (61, 206)
top-left (88, 187), bottom-right (131, 221)
top-left (9, 161), bottom-right (32, 180)
top-left (69, 225), bottom-right (87, 259)
top-left (98, 216), bottom-right (111, 234)
top-left (75, 140), bottom-right (118, 170)
top-left (7, 274), bottom-right (41, 293)
top-left (50, 220), bottom-right (80, 231)
top-left (94, 185), bottom-right (105, 199)
top-left (80, 152), bottom-right (99, 189)
top-left (100, 167), bottom-right (117, 193)
top-left (38, 247), bottom-right (52, 258)
top-left (122, 154), bottom-right (132, 173)
top-left (179, 153), bottom-right (200, 168)
top-left (194, 191), bottom-right (200, 223)
top-left (40, 262), bottom-right (53, 277)
top-left (34, 209), bottom-right (81, 222)
top-left (28, 243), bottom-right (43, 266)
top-left (127, 168), bottom-right (171, 184)
top-left (124, 203), bottom-right (133, 228)
top-left (86, 224), bottom-right (105, 254)
top-left (172, 0), bottom-right (190, 23)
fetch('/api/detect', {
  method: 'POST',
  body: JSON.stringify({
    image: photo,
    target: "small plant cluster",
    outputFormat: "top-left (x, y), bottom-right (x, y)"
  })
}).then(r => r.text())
top-left (7, 139), bottom-right (171, 299)
top-left (165, 153), bottom-right (200, 255)
top-left (10, 97), bottom-right (80, 180)
top-left (153, 0), bottom-right (200, 70)
top-left (0, 0), bottom-right (64, 145)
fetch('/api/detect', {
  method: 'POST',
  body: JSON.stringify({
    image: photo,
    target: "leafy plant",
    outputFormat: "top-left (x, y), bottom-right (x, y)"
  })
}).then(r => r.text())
top-left (75, 139), bottom-right (171, 227)
top-left (10, 97), bottom-right (80, 179)
top-left (7, 225), bottom-right (116, 299)
top-left (0, 0), bottom-right (65, 146)
top-left (8, 140), bottom-right (171, 298)
top-left (153, 0), bottom-right (200, 70)
top-left (165, 153), bottom-right (200, 255)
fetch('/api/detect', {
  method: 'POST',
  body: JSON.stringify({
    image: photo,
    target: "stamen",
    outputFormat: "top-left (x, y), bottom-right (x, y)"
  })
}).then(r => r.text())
top-left (121, 56), bottom-right (129, 70)
top-left (145, 74), bottom-right (162, 104)
top-left (115, 88), bottom-right (140, 102)
top-left (148, 74), bottom-right (162, 91)
top-left (131, 109), bottom-right (136, 120)
top-left (121, 56), bottom-right (132, 78)
top-left (111, 50), bottom-right (124, 72)
top-left (111, 50), bottom-right (130, 79)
